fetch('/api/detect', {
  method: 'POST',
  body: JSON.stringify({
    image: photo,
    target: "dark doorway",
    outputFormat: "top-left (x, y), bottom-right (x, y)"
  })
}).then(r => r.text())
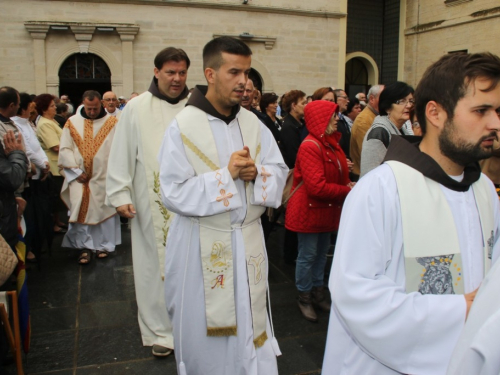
top-left (345, 58), bottom-right (370, 98)
top-left (249, 68), bottom-right (263, 92)
top-left (59, 53), bottom-right (111, 107)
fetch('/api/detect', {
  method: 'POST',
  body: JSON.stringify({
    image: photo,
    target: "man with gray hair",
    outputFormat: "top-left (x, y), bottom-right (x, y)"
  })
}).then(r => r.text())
top-left (355, 92), bottom-right (367, 108)
top-left (350, 84), bottom-right (384, 179)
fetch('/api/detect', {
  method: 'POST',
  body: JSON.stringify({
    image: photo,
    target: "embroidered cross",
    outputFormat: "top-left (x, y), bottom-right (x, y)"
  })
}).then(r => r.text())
top-left (261, 185), bottom-right (268, 205)
top-left (261, 166), bottom-right (272, 183)
top-left (248, 254), bottom-right (265, 284)
top-left (216, 189), bottom-right (233, 207)
top-left (215, 171), bottom-right (224, 187)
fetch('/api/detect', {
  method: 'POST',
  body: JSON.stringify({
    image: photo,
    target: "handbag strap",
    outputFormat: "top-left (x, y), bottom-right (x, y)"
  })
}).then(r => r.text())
top-left (284, 139), bottom-right (322, 204)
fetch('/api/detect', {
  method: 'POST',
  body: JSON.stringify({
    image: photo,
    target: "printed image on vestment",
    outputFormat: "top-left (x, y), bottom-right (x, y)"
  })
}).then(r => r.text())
top-left (417, 255), bottom-right (455, 295)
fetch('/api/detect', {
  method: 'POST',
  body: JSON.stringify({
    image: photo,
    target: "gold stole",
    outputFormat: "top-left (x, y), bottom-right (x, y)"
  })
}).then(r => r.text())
top-left (176, 106), bottom-right (269, 348)
top-left (387, 161), bottom-right (494, 295)
top-left (66, 116), bottom-right (117, 223)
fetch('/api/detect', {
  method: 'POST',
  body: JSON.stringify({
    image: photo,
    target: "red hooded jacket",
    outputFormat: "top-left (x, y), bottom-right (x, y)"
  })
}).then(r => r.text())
top-left (285, 100), bottom-right (351, 233)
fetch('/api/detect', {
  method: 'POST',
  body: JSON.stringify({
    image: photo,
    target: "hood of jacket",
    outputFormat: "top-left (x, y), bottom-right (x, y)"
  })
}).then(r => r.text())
top-left (304, 100), bottom-right (340, 143)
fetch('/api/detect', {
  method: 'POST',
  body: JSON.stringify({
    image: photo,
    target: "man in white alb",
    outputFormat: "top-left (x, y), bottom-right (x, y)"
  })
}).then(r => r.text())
top-left (322, 52), bottom-right (500, 375)
top-left (102, 91), bottom-right (121, 119)
top-left (106, 47), bottom-right (190, 357)
top-left (59, 90), bottom-right (120, 264)
top-left (158, 36), bottom-right (288, 375)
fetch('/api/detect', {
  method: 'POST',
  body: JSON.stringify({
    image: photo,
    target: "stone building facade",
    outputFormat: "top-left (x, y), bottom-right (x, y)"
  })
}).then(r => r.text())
top-left (1, 0), bottom-right (348, 101)
top-left (404, 0), bottom-right (500, 87)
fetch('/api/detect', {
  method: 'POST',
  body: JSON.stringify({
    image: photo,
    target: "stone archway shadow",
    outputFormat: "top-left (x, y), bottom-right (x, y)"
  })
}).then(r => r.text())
top-left (250, 58), bottom-right (274, 93)
top-left (345, 52), bottom-right (379, 85)
top-left (46, 41), bottom-right (123, 92)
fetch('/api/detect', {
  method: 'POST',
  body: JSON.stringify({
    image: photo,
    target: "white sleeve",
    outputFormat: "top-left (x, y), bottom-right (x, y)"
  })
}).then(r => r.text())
top-left (158, 120), bottom-right (243, 217)
top-left (105, 104), bottom-right (137, 208)
top-left (251, 122), bottom-right (289, 208)
top-left (330, 165), bottom-right (466, 375)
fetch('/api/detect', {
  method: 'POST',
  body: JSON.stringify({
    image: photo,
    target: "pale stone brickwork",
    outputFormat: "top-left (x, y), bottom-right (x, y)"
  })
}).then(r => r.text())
top-left (0, 0), bottom-right (346, 97)
top-left (404, 0), bottom-right (500, 87)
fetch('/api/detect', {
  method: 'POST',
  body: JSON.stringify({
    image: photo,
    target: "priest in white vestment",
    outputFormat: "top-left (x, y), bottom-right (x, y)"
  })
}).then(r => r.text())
top-left (158, 37), bottom-right (288, 375)
top-left (58, 91), bottom-right (121, 264)
top-left (106, 47), bottom-right (191, 357)
top-left (102, 91), bottom-right (121, 120)
top-left (323, 52), bottom-right (500, 375)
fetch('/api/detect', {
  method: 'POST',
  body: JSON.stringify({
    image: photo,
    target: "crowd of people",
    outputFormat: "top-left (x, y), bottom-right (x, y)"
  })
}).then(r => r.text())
top-left (1, 36), bottom-right (500, 375)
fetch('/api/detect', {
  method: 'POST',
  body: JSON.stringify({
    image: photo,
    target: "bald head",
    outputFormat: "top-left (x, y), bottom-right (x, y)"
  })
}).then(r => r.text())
top-left (102, 91), bottom-right (118, 113)
top-left (241, 79), bottom-right (255, 110)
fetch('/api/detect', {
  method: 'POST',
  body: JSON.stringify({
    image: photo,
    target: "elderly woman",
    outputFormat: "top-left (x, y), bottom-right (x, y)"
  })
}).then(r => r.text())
top-left (260, 92), bottom-right (282, 142)
top-left (343, 97), bottom-right (362, 128)
top-left (360, 81), bottom-right (414, 177)
top-left (35, 93), bottom-right (66, 233)
top-left (286, 100), bottom-right (354, 322)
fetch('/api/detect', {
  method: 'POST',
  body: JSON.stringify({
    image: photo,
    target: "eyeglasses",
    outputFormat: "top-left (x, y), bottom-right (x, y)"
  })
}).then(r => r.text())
top-left (103, 98), bottom-right (118, 102)
top-left (395, 98), bottom-right (415, 106)
top-left (337, 95), bottom-right (348, 100)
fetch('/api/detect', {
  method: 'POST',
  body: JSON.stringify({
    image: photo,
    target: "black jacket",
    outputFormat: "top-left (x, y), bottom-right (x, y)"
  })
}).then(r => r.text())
top-left (337, 114), bottom-right (351, 159)
top-left (260, 113), bottom-right (282, 144)
top-left (0, 143), bottom-right (28, 248)
top-left (279, 115), bottom-right (303, 169)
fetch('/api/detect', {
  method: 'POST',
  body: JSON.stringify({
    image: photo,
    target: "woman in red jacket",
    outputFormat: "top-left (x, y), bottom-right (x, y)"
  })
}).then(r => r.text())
top-left (285, 100), bottom-right (354, 322)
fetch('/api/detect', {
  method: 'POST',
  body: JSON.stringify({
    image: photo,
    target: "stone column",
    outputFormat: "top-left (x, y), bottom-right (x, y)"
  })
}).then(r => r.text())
top-left (117, 27), bottom-right (139, 97)
top-left (25, 24), bottom-right (50, 94)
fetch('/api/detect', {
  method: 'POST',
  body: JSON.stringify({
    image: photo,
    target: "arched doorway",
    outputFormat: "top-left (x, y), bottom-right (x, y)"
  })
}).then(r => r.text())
top-left (345, 52), bottom-right (379, 98)
top-left (59, 53), bottom-right (111, 107)
top-left (249, 68), bottom-right (263, 93)
top-left (345, 58), bottom-right (369, 97)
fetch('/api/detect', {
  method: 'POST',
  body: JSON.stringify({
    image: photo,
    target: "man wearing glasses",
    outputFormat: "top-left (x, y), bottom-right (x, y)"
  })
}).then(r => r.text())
top-left (102, 91), bottom-right (121, 119)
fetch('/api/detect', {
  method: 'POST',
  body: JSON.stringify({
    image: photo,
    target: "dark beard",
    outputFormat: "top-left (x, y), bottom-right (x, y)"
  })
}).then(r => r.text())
top-left (439, 121), bottom-right (497, 166)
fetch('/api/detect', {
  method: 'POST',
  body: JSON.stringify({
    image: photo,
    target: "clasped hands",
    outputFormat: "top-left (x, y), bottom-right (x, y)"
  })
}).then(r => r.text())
top-left (228, 146), bottom-right (258, 181)
top-left (76, 172), bottom-right (89, 184)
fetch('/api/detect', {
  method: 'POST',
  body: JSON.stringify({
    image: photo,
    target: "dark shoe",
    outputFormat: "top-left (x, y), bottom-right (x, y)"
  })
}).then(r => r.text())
top-left (78, 250), bottom-right (92, 265)
top-left (297, 292), bottom-right (318, 322)
top-left (312, 286), bottom-right (331, 312)
top-left (152, 344), bottom-right (173, 357)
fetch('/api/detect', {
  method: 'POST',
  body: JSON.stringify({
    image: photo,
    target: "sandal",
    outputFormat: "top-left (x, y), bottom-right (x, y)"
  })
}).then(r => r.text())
top-left (78, 250), bottom-right (92, 265)
top-left (96, 250), bottom-right (109, 259)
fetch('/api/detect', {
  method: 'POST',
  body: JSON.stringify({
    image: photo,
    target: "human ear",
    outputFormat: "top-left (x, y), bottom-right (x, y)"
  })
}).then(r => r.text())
top-left (204, 68), bottom-right (216, 84)
top-left (425, 101), bottom-right (446, 131)
top-left (153, 67), bottom-right (160, 79)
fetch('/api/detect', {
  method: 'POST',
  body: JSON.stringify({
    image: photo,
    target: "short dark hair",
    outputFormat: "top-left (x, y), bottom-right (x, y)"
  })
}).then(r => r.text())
top-left (311, 87), bottom-right (334, 101)
top-left (344, 97), bottom-right (361, 115)
top-left (0, 86), bottom-right (19, 110)
top-left (154, 47), bottom-right (190, 70)
top-left (281, 90), bottom-right (306, 113)
top-left (260, 92), bottom-right (279, 113)
top-left (17, 93), bottom-right (33, 115)
top-left (203, 36), bottom-right (252, 70)
top-left (82, 90), bottom-right (101, 102)
top-left (378, 81), bottom-right (414, 116)
top-left (415, 52), bottom-right (500, 135)
top-left (34, 93), bottom-right (55, 116)
top-left (56, 103), bottom-right (68, 114)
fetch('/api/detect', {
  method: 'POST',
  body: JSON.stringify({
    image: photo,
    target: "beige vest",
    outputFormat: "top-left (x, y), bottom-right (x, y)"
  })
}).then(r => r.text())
top-left (176, 105), bottom-right (269, 348)
top-left (387, 161), bottom-right (494, 295)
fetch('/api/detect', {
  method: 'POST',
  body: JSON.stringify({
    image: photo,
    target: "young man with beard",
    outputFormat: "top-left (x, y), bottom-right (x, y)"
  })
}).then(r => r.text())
top-left (106, 47), bottom-right (190, 357)
top-left (158, 36), bottom-right (287, 375)
top-left (322, 52), bottom-right (500, 375)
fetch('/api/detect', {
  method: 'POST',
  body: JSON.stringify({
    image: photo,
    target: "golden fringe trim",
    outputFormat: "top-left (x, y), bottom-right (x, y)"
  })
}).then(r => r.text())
top-left (181, 133), bottom-right (219, 171)
top-left (206, 326), bottom-right (237, 337)
top-left (253, 331), bottom-right (268, 348)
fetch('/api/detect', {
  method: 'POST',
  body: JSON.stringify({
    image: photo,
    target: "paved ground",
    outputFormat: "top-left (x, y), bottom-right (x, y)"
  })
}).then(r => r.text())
top-left (3, 222), bottom-right (332, 375)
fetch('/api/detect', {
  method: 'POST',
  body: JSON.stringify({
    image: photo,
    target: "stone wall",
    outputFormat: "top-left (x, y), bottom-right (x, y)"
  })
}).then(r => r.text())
top-left (404, 0), bottom-right (500, 87)
top-left (0, 0), bottom-right (346, 97)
